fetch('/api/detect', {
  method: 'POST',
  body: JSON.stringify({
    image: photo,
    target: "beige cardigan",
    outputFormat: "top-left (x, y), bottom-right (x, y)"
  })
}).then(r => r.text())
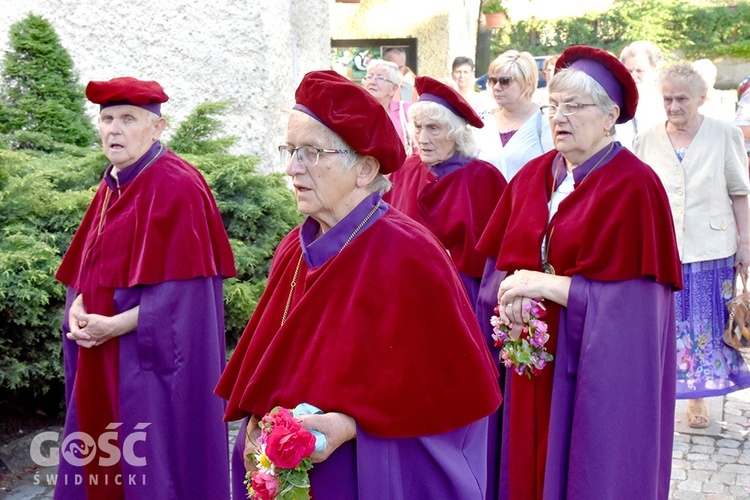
top-left (635, 116), bottom-right (750, 264)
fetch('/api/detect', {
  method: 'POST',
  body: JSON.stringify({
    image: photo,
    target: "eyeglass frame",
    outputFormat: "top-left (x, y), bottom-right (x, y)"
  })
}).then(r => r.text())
top-left (540, 103), bottom-right (598, 117)
top-left (278, 145), bottom-right (353, 167)
top-left (487, 76), bottom-right (514, 89)
top-left (362, 74), bottom-right (394, 85)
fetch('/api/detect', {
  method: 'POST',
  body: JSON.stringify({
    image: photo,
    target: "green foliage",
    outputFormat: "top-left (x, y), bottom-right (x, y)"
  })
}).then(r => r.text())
top-left (168, 101), bottom-right (239, 155)
top-left (482, 0), bottom-right (508, 15)
top-left (495, 0), bottom-right (750, 60)
top-left (0, 14), bottom-right (96, 150)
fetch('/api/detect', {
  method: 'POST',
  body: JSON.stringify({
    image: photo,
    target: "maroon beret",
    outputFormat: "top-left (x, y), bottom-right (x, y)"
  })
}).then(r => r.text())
top-left (86, 77), bottom-right (169, 116)
top-left (293, 70), bottom-right (406, 174)
top-left (555, 45), bottom-right (638, 124)
top-left (414, 76), bottom-right (483, 128)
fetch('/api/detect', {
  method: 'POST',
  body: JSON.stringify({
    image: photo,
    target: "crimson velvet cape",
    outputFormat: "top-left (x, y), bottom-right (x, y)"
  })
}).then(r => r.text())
top-left (384, 154), bottom-right (507, 305)
top-left (477, 147), bottom-right (683, 500)
top-left (55, 147), bottom-right (236, 499)
top-left (216, 200), bottom-right (501, 498)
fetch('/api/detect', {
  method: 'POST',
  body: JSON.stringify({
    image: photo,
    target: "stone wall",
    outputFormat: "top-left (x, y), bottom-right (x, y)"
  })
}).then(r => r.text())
top-left (0, 0), bottom-right (330, 173)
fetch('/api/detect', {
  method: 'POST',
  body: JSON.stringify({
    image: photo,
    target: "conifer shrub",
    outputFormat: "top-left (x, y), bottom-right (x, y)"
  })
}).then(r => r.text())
top-left (0, 14), bottom-right (96, 151)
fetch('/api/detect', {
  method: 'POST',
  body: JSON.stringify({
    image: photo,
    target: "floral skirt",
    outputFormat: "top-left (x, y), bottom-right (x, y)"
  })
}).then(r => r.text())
top-left (676, 256), bottom-right (750, 398)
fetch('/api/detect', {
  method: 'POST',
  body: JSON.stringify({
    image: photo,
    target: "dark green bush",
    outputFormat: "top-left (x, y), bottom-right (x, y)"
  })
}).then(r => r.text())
top-left (168, 101), bottom-right (239, 155)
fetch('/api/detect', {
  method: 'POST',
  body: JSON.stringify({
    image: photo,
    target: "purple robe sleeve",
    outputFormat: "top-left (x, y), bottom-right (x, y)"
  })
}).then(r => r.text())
top-left (56, 277), bottom-right (230, 500)
top-left (117, 276), bottom-right (230, 499)
top-left (543, 276), bottom-right (676, 500)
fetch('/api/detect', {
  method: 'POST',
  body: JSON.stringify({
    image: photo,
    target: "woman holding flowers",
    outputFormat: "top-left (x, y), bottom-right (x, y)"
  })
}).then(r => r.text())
top-left (476, 46), bottom-right (683, 499)
top-left (216, 70), bottom-right (501, 500)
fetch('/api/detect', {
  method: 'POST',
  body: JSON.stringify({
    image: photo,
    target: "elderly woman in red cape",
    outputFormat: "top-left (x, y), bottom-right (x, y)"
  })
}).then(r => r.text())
top-left (384, 76), bottom-right (507, 499)
top-left (385, 75), bottom-right (507, 307)
top-left (476, 46), bottom-right (683, 499)
top-left (215, 70), bottom-right (501, 499)
top-left (55, 78), bottom-right (236, 499)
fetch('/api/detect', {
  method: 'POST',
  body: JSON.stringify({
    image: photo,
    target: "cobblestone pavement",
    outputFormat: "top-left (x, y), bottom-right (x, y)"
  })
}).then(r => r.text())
top-left (4, 396), bottom-right (750, 499)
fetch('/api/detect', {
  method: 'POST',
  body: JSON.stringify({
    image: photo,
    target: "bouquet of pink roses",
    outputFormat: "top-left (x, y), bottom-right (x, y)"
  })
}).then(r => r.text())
top-left (491, 298), bottom-right (553, 378)
top-left (246, 407), bottom-right (316, 500)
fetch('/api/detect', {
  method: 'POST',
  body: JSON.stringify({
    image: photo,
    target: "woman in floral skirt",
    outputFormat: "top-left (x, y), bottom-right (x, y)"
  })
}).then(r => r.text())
top-left (636, 63), bottom-right (750, 428)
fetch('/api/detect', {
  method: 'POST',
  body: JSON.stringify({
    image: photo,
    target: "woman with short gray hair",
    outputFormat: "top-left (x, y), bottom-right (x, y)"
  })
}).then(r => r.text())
top-left (362, 59), bottom-right (413, 154)
top-left (636, 63), bottom-right (750, 430)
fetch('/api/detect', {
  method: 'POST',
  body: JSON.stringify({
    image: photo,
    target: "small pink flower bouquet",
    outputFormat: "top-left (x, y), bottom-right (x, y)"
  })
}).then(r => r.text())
top-left (246, 407), bottom-right (316, 500)
top-left (491, 299), bottom-right (553, 378)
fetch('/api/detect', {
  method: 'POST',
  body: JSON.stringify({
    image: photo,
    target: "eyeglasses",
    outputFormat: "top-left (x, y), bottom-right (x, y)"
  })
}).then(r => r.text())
top-left (279, 145), bottom-right (352, 167)
top-left (362, 74), bottom-right (393, 85)
top-left (540, 103), bottom-right (597, 116)
top-left (488, 76), bottom-right (513, 89)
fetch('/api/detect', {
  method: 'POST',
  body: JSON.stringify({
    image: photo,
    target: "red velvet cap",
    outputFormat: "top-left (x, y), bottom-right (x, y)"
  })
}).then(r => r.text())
top-left (415, 76), bottom-right (483, 128)
top-left (86, 77), bottom-right (169, 116)
top-left (555, 45), bottom-right (638, 124)
top-left (293, 70), bottom-right (406, 174)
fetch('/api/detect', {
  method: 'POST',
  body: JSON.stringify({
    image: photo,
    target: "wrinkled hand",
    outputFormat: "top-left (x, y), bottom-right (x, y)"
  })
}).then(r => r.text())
top-left (297, 412), bottom-right (356, 464)
top-left (66, 296), bottom-right (138, 348)
top-left (497, 296), bottom-right (538, 340)
top-left (66, 295), bottom-right (97, 348)
top-left (497, 269), bottom-right (572, 339)
top-left (243, 415), bottom-right (261, 472)
top-left (736, 244), bottom-right (750, 277)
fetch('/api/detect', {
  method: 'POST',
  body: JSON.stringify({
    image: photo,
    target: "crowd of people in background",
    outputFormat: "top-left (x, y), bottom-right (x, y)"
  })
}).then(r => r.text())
top-left (53, 38), bottom-right (750, 500)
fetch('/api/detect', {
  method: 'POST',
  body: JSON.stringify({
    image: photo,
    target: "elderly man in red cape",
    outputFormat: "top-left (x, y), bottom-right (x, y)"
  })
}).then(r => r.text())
top-left (55, 77), bottom-right (236, 499)
top-left (476, 46), bottom-right (682, 499)
top-left (215, 70), bottom-right (501, 499)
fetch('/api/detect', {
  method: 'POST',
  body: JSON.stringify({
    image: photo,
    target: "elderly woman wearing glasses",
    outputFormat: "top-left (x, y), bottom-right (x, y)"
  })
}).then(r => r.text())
top-left (476, 49), bottom-right (554, 179)
top-left (216, 70), bottom-right (501, 499)
top-left (363, 59), bottom-right (414, 154)
top-left (476, 46), bottom-right (682, 498)
top-left (385, 76), bottom-right (507, 307)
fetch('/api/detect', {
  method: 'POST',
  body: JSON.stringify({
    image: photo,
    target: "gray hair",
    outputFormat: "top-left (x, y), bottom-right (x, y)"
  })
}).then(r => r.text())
top-left (366, 59), bottom-right (402, 86)
top-left (549, 68), bottom-right (618, 133)
top-left (408, 100), bottom-right (478, 158)
top-left (619, 41), bottom-right (664, 70)
top-left (329, 129), bottom-right (392, 194)
top-left (662, 63), bottom-right (708, 98)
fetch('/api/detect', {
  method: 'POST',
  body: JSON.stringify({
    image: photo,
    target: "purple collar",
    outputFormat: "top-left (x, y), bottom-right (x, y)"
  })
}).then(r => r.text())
top-left (104, 141), bottom-right (166, 189)
top-left (551, 141), bottom-right (622, 188)
top-left (418, 93), bottom-right (463, 121)
top-left (428, 152), bottom-right (471, 178)
top-left (299, 192), bottom-right (388, 268)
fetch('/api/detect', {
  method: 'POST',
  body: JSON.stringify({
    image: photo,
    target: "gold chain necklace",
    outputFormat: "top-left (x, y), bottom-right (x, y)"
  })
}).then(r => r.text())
top-left (542, 141), bottom-right (615, 275)
top-left (281, 201), bottom-right (382, 325)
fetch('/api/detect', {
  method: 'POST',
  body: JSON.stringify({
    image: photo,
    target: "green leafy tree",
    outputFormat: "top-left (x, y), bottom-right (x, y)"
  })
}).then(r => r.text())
top-left (168, 100), bottom-right (239, 155)
top-left (0, 13), bottom-right (96, 151)
top-left (494, 0), bottom-right (750, 60)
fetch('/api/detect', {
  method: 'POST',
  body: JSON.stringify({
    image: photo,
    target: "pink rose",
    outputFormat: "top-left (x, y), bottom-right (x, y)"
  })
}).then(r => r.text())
top-left (262, 407), bottom-right (299, 432)
top-left (266, 425), bottom-right (316, 469)
top-left (250, 471), bottom-right (280, 500)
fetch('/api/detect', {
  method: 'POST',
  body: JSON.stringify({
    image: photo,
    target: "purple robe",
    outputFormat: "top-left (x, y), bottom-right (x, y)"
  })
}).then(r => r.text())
top-left (232, 418), bottom-right (490, 500)
top-left (543, 276), bottom-right (675, 499)
top-left (57, 277), bottom-right (230, 499)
